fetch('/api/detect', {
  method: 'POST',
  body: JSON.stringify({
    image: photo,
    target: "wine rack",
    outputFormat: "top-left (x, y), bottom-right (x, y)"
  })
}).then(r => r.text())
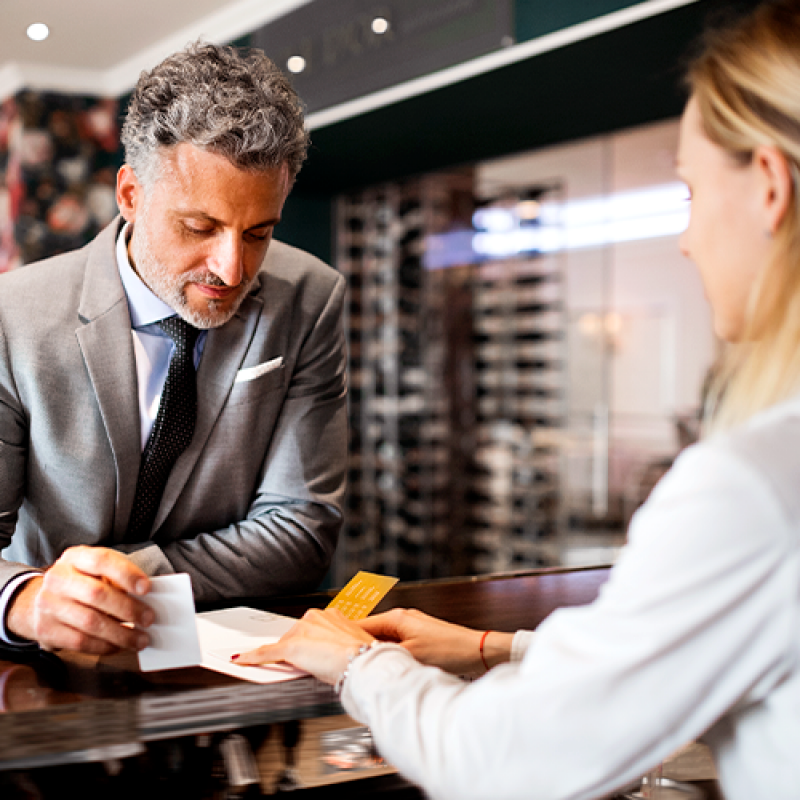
top-left (334, 174), bottom-right (565, 584)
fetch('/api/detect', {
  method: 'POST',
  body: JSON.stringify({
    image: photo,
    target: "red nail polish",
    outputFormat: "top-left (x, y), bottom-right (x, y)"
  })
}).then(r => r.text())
top-left (231, 653), bottom-right (240, 660)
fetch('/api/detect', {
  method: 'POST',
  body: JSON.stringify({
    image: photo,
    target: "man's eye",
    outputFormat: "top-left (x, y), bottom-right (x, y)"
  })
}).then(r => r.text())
top-left (247, 230), bottom-right (271, 242)
top-left (185, 223), bottom-right (213, 235)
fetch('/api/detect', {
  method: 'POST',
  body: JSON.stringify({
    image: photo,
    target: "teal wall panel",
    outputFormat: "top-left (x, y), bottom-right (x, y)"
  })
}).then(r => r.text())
top-left (515, 0), bottom-right (644, 42)
top-left (275, 191), bottom-right (334, 265)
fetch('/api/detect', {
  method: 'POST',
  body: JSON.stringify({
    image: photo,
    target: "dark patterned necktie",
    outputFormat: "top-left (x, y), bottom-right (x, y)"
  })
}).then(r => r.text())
top-left (127, 317), bottom-right (200, 541)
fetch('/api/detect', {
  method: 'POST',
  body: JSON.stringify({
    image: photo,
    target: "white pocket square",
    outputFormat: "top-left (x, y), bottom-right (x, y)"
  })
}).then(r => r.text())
top-left (235, 356), bottom-right (284, 384)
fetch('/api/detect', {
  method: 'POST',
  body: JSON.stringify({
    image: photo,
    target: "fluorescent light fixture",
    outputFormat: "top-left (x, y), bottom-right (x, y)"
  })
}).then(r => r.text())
top-left (286, 55), bottom-right (306, 74)
top-left (516, 200), bottom-right (541, 220)
top-left (472, 182), bottom-right (690, 257)
top-left (27, 23), bottom-right (49, 42)
top-left (472, 207), bottom-right (517, 233)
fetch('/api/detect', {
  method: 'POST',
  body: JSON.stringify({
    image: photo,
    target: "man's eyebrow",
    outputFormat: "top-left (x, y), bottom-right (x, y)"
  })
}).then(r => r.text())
top-left (176, 210), bottom-right (281, 228)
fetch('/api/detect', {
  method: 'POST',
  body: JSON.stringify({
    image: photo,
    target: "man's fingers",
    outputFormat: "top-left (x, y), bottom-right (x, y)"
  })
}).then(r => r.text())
top-left (60, 546), bottom-right (150, 596)
top-left (42, 561), bottom-right (154, 630)
top-left (34, 579), bottom-right (151, 652)
top-left (41, 595), bottom-right (149, 650)
top-left (36, 617), bottom-right (131, 656)
top-left (26, 548), bottom-right (156, 653)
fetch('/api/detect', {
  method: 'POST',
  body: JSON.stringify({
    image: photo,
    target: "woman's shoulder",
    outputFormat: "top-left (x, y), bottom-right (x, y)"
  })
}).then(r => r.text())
top-left (669, 394), bottom-right (800, 523)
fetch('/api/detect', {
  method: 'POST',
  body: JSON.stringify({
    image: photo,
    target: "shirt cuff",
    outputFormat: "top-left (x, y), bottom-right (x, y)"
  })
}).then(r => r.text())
top-left (510, 629), bottom-right (535, 662)
top-left (0, 572), bottom-right (42, 649)
top-left (339, 643), bottom-right (414, 721)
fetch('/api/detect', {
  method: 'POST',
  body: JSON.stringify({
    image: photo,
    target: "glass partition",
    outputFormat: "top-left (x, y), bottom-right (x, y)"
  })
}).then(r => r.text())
top-left (333, 117), bottom-right (715, 585)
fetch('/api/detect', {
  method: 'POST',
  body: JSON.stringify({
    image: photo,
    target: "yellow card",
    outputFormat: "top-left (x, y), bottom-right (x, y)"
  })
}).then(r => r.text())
top-left (327, 571), bottom-right (399, 620)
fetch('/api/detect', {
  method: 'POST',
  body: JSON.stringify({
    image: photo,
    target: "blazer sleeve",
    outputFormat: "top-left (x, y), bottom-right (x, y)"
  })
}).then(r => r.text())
top-left (0, 314), bottom-right (36, 589)
top-left (122, 272), bottom-right (348, 603)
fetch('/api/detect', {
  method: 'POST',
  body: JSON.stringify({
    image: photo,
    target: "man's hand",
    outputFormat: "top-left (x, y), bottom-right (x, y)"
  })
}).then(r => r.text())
top-left (6, 546), bottom-right (154, 654)
top-left (359, 608), bottom-right (514, 675)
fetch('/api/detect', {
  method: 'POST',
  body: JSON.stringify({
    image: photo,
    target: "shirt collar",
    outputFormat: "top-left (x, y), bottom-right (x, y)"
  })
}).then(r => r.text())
top-left (116, 222), bottom-right (176, 329)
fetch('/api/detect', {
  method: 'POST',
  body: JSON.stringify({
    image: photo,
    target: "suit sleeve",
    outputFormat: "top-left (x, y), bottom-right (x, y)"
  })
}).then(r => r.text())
top-left (123, 273), bottom-right (348, 603)
top-left (0, 315), bottom-right (37, 589)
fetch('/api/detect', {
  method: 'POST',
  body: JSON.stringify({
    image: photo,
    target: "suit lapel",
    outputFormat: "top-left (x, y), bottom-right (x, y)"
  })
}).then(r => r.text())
top-left (75, 220), bottom-right (141, 542)
top-left (151, 291), bottom-right (264, 534)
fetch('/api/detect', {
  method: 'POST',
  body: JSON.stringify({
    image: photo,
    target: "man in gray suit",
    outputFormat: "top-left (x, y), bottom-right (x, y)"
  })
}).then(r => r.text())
top-left (0, 43), bottom-right (347, 654)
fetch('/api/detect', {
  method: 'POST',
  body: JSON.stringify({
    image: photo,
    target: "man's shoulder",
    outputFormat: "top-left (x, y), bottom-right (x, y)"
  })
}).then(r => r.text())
top-left (0, 223), bottom-right (113, 295)
top-left (0, 244), bottom-right (89, 287)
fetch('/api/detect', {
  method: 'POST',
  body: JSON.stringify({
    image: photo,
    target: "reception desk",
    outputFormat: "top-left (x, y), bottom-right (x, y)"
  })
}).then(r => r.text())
top-left (0, 566), bottom-right (718, 798)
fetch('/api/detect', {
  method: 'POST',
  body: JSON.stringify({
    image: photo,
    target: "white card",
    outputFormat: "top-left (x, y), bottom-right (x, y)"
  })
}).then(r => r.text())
top-left (137, 573), bottom-right (202, 672)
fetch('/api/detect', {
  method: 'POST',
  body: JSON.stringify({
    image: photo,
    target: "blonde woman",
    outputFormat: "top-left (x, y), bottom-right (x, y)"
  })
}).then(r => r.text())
top-left (236, 2), bottom-right (800, 798)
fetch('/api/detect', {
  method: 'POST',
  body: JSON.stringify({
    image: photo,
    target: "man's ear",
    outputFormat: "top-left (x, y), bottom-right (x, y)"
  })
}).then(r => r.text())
top-left (116, 164), bottom-right (142, 223)
top-left (754, 145), bottom-right (794, 235)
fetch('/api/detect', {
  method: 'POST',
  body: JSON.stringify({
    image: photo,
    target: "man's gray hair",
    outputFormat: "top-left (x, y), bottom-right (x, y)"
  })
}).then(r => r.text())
top-left (121, 41), bottom-right (309, 186)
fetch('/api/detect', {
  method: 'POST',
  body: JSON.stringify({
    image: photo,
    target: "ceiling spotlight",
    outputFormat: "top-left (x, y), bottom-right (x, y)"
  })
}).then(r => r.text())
top-left (286, 55), bottom-right (306, 74)
top-left (27, 23), bottom-right (49, 42)
top-left (372, 17), bottom-right (390, 35)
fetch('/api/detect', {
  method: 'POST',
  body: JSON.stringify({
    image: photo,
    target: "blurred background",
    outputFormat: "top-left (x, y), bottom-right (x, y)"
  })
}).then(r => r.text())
top-left (0, 0), bottom-right (762, 585)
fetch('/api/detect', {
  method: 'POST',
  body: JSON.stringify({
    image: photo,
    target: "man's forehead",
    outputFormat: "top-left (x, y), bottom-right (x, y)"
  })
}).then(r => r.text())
top-left (157, 143), bottom-right (288, 177)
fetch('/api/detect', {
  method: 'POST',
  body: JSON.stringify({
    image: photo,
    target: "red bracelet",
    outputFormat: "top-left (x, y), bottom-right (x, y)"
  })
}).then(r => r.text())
top-left (479, 630), bottom-right (492, 672)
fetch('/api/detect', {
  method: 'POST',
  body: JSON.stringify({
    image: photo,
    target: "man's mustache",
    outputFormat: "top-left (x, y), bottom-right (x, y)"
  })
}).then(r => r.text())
top-left (190, 273), bottom-right (241, 289)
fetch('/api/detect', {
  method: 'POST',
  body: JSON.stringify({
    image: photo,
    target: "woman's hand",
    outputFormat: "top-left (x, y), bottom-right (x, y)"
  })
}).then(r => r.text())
top-left (359, 608), bottom-right (514, 675)
top-left (233, 607), bottom-right (375, 685)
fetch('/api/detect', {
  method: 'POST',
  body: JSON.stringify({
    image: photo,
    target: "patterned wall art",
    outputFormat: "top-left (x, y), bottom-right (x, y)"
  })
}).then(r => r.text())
top-left (1, 91), bottom-right (122, 271)
top-left (0, 98), bottom-right (20, 273)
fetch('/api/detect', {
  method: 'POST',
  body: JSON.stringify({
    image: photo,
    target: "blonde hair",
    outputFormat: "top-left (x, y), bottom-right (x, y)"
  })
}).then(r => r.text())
top-left (688, 0), bottom-right (800, 432)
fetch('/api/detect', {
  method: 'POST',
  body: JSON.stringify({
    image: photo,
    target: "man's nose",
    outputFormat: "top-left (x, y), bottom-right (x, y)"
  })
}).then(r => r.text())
top-left (209, 235), bottom-right (244, 286)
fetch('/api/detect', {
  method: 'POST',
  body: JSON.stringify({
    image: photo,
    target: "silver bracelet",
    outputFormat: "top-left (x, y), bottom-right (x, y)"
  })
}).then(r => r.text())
top-left (335, 641), bottom-right (379, 696)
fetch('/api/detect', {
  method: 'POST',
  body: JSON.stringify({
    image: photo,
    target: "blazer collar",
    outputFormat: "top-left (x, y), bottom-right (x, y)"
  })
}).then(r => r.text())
top-left (78, 217), bottom-right (129, 323)
top-left (75, 217), bottom-right (141, 541)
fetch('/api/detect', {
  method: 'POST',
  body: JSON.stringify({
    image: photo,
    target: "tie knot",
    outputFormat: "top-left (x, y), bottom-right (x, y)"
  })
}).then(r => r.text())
top-left (157, 317), bottom-right (199, 352)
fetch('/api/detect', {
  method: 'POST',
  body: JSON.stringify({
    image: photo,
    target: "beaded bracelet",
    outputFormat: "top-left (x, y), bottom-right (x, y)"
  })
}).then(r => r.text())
top-left (335, 641), bottom-right (380, 695)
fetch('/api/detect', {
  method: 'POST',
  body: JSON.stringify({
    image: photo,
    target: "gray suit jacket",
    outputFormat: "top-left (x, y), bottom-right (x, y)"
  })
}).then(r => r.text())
top-left (0, 219), bottom-right (347, 603)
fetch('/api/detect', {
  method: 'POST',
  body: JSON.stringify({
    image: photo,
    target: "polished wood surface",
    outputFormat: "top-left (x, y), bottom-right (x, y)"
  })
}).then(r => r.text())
top-left (253, 566), bottom-right (612, 632)
top-left (374, 566), bottom-right (612, 630)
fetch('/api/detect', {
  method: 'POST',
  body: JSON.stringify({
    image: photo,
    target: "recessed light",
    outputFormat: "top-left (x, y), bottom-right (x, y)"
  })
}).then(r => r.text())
top-left (372, 17), bottom-right (390, 35)
top-left (286, 55), bottom-right (306, 74)
top-left (27, 23), bottom-right (49, 42)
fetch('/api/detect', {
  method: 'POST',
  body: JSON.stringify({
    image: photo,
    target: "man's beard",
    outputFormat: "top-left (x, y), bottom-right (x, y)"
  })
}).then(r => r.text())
top-left (130, 224), bottom-right (255, 330)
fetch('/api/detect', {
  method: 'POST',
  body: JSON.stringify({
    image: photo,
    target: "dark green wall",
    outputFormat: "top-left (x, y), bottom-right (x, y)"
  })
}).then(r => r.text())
top-left (514, 0), bottom-right (643, 41)
top-left (275, 191), bottom-right (333, 264)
